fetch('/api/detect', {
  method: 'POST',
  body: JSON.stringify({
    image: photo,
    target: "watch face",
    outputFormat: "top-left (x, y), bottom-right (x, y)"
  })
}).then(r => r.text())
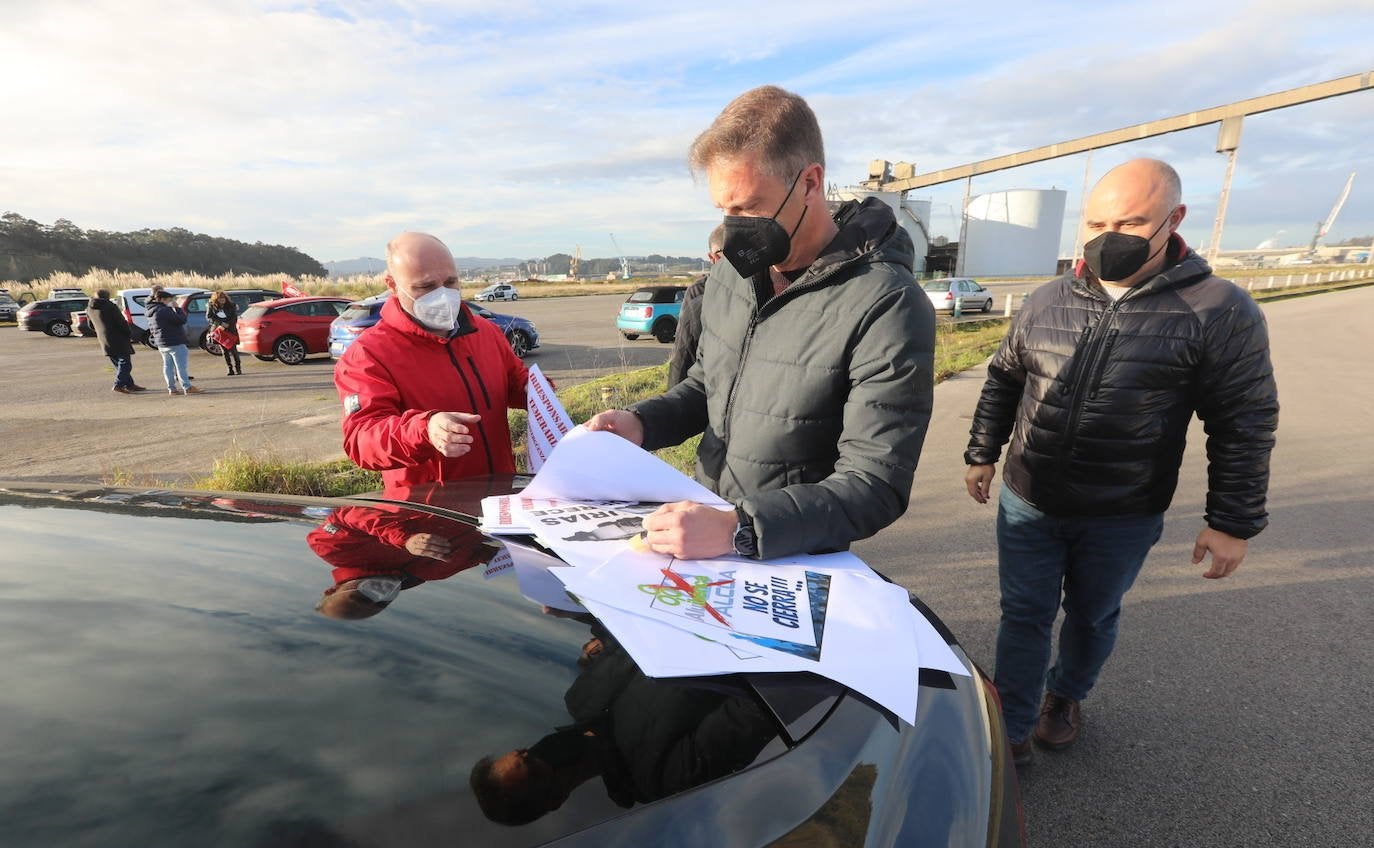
top-left (733, 523), bottom-right (758, 557)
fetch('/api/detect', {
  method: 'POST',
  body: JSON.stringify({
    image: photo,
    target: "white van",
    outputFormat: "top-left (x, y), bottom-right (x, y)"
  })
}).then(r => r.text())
top-left (114, 287), bottom-right (207, 345)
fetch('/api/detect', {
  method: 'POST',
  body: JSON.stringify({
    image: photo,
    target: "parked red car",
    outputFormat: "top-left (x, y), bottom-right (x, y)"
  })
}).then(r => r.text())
top-left (237, 296), bottom-right (351, 365)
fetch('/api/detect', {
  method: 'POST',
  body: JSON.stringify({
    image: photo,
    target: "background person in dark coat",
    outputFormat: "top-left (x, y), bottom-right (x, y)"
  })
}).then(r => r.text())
top-left (86, 289), bottom-right (146, 394)
top-left (206, 290), bottom-right (241, 376)
top-left (666, 223), bottom-right (726, 387)
top-left (146, 288), bottom-right (203, 395)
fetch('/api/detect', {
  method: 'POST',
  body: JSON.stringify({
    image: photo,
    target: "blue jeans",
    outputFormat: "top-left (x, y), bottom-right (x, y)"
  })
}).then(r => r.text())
top-left (993, 487), bottom-right (1163, 743)
top-left (108, 355), bottom-right (133, 388)
top-left (157, 345), bottom-right (192, 392)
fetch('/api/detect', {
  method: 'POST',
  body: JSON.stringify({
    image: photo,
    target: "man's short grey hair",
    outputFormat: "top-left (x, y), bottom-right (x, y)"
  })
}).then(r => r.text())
top-left (688, 85), bottom-right (825, 182)
top-left (1149, 159), bottom-right (1183, 209)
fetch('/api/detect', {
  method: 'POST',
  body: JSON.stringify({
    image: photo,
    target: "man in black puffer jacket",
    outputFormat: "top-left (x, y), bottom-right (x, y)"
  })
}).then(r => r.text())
top-left (964, 159), bottom-right (1278, 766)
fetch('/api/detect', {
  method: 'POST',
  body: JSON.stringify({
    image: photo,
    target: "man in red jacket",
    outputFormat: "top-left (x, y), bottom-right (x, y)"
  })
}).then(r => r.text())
top-left (334, 232), bottom-right (529, 487)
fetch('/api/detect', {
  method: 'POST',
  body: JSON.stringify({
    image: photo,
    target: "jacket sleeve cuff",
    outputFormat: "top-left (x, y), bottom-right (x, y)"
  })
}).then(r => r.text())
top-left (1205, 517), bottom-right (1264, 541)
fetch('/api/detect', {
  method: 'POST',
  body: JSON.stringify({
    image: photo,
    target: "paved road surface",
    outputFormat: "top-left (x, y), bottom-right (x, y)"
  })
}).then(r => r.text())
top-left (0, 295), bottom-right (672, 483)
top-left (855, 286), bottom-right (1374, 847)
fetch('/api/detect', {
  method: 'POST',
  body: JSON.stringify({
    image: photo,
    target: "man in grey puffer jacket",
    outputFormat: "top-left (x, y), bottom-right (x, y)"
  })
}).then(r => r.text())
top-left (964, 158), bottom-right (1279, 766)
top-left (588, 85), bottom-right (936, 561)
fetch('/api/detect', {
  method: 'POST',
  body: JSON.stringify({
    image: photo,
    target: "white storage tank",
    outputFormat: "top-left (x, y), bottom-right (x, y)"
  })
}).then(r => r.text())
top-left (829, 187), bottom-right (930, 275)
top-left (961, 189), bottom-right (1066, 277)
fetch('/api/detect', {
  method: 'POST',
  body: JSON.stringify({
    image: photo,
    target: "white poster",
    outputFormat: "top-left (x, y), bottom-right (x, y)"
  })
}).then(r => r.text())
top-left (515, 499), bottom-right (661, 569)
top-left (555, 551), bottom-right (943, 723)
top-left (524, 364), bottom-right (574, 472)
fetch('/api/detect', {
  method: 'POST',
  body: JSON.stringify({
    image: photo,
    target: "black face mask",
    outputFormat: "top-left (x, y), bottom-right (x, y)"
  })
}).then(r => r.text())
top-left (721, 168), bottom-right (808, 279)
top-left (1082, 212), bottom-right (1173, 283)
top-left (528, 729), bottom-right (591, 769)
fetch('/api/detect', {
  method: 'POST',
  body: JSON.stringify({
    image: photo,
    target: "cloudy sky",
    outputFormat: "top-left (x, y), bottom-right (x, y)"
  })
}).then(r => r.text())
top-left (2, 0), bottom-right (1371, 264)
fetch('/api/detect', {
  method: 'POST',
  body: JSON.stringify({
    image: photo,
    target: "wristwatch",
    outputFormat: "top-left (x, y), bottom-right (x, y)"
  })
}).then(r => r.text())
top-left (731, 509), bottom-right (758, 558)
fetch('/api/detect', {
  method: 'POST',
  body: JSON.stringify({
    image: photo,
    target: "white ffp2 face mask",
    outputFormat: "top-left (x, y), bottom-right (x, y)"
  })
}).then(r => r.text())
top-left (410, 286), bottom-right (464, 332)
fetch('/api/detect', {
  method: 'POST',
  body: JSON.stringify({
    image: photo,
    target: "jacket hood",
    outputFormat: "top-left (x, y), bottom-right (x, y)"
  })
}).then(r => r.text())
top-left (801, 197), bottom-right (915, 286)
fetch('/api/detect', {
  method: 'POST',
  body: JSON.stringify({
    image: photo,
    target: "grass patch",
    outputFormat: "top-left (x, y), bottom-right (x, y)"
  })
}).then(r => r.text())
top-left (933, 319), bottom-right (1008, 382)
top-left (192, 452), bottom-right (381, 497)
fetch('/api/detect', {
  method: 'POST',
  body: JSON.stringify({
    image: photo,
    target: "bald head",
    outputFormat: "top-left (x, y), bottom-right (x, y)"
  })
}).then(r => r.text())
top-left (1082, 158), bottom-right (1187, 285)
top-left (1092, 159), bottom-right (1181, 214)
top-left (386, 232), bottom-right (454, 275)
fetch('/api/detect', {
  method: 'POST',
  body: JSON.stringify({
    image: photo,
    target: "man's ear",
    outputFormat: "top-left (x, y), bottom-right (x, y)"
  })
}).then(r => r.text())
top-left (383, 275), bottom-right (397, 293)
top-left (1170, 204), bottom-right (1188, 230)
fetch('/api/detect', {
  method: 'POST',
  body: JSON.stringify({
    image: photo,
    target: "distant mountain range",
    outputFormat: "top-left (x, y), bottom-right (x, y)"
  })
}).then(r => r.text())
top-left (324, 256), bottom-right (526, 276)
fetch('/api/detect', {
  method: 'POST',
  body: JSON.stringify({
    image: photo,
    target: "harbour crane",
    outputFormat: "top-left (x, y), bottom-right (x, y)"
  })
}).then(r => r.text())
top-left (609, 233), bottom-right (631, 279)
top-left (1308, 171), bottom-right (1356, 257)
top-left (569, 245), bottom-right (581, 280)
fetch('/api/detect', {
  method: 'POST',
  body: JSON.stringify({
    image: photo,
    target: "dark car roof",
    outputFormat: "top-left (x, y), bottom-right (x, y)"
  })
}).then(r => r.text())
top-left (625, 286), bottom-right (685, 304)
top-left (0, 481), bottom-right (994, 847)
top-left (23, 299), bottom-right (85, 310)
top-left (0, 483), bottom-right (820, 846)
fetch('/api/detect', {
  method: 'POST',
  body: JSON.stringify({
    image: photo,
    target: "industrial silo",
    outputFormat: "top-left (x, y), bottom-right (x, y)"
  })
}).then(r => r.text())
top-left (961, 189), bottom-right (1066, 277)
top-left (829, 187), bottom-right (930, 274)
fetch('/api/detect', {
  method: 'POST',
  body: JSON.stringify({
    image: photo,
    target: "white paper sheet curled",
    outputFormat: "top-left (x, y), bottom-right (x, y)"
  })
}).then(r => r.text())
top-left (521, 426), bottom-right (730, 507)
top-left (524, 365), bottom-right (574, 472)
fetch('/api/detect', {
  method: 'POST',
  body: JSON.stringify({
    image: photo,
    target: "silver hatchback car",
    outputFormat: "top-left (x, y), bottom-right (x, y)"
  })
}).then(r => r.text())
top-left (923, 278), bottom-right (994, 313)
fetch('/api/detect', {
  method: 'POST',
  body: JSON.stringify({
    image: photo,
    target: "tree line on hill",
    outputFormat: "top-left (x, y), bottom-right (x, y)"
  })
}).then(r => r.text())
top-left (0, 212), bottom-right (326, 283)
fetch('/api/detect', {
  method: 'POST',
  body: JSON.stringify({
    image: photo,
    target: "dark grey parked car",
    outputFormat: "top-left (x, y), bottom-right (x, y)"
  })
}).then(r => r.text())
top-left (0, 291), bottom-right (19, 322)
top-left (0, 480), bottom-right (1024, 847)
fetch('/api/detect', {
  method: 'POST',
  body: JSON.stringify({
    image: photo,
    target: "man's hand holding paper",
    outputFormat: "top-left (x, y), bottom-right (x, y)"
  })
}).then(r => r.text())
top-left (584, 409), bottom-right (644, 445)
top-left (642, 501), bottom-right (737, 559)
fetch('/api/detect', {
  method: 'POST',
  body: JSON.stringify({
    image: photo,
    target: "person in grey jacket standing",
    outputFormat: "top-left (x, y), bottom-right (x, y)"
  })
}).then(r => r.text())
top-left (86, 289), bottom-right (147, 394)
top-left (588, 85), bottom-right (936, 561)
top-left (963, 158), bottom-right (1279, 766)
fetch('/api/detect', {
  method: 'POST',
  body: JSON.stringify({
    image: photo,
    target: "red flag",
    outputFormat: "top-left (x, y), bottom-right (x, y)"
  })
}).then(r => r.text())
top-left (282, 280), bottom-right (304, 297)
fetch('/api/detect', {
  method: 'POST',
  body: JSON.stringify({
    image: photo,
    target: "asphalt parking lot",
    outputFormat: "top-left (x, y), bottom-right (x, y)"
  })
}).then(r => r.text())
top-left (0, 293), bottom-right (672, 484)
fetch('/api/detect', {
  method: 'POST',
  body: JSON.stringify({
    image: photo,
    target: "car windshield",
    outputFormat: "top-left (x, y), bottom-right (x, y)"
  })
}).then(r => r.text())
top-left (922, 281), bottom-right (953, 292)
top-left (626, 290), bottom-right (656, 303)
top-left (242, 304), bottom-right (271, 320)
